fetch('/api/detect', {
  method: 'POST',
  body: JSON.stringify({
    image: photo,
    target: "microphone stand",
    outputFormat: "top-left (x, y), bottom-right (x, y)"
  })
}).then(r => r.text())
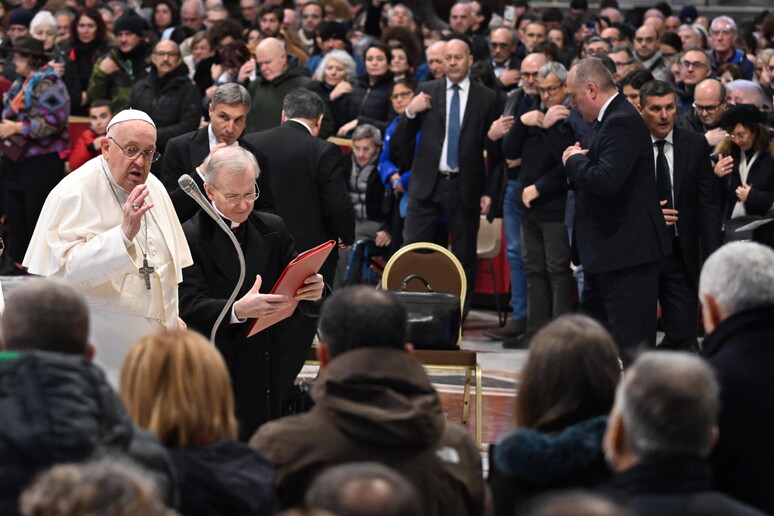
top-left (178, 174), bottom-right (246, 345)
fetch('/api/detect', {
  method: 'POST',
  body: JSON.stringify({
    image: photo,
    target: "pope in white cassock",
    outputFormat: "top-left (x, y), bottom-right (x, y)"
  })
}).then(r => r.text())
top-left (23, 109), bottom-right (192, 385)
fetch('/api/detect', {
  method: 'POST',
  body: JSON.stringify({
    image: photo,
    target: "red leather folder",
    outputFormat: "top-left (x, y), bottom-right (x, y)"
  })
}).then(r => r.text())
top-left (247, 240), bottom-right (335, 336)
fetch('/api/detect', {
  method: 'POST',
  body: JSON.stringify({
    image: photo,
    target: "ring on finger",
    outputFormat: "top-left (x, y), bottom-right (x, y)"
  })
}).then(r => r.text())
top-left (131, 203), bottom-right (138, 211)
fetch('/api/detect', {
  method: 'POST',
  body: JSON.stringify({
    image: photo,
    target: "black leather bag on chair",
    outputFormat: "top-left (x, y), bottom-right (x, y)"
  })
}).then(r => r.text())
top-left (388, 274), bottom-right (461, 350)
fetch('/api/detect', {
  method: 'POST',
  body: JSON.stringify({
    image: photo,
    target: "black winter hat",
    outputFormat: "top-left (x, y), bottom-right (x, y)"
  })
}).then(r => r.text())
top-left (8, 8), bottom-right (33, 28)
top-left (114, 11), bottom-right (147, 37)
top-left (719, 104), bottom-right (768, 129)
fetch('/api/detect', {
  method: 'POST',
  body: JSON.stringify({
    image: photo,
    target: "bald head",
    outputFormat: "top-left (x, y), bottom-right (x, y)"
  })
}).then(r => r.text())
top-left (306, 462), bottom-right (421, 516)
top-left (567, 58), bottom-right (617, 122)
top-left (449, 2), bottom-right (473, 33)
top-left (520, 52), bottom-right (549, 95)
top-left (694, 78), bottom-right (727, 126)
top-left (152, 40), bottom-right (181, 78)
top-left (634, 25), bottom-right (659, 60)
top-left (255, 37), bottom-right (287, 81)
top-left (425, 40), bottom-right (446, 79)
top-left (444, 38), bottom-right (473, 84)
top-left (257, 36), bottom-right (285, 56)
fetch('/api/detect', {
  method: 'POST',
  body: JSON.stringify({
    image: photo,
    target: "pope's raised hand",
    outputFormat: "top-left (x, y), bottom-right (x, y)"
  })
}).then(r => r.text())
top-left (122, 185), bottom-right (154, 241)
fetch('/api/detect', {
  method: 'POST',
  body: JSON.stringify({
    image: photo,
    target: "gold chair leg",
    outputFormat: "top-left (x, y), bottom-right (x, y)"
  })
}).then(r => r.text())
top-left (461, 367), bottom-right (472, 426)
top-left (475, 364), bottom-right (483, 449)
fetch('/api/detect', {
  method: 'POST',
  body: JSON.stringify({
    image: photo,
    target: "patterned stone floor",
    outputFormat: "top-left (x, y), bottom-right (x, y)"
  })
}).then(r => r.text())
top-left (299, 308), bottom-right (528, 451)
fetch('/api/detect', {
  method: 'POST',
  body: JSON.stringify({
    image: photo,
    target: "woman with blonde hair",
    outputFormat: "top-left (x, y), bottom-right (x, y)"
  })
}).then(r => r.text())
top-left (488, 315), bottom-right (622, 516)
top-left (121, 330), bottom-right (278, 516)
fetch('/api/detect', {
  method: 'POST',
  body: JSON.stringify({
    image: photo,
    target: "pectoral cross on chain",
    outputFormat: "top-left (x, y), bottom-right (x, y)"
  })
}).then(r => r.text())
top-left (139, 258), bottom-right (154, 290)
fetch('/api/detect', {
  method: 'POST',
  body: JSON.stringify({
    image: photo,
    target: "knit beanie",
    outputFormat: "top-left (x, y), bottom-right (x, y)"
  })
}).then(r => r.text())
top-left (114, 11), bottom-right (147, 36)
top-left (8, 8), bottom-right (33, 28)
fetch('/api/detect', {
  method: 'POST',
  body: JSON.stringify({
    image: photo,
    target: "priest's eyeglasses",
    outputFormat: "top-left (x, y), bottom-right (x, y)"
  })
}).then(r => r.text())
top-left (212, 185), bottom-right (260, 204)
top-left (109, 137), bottom-right (161, 163)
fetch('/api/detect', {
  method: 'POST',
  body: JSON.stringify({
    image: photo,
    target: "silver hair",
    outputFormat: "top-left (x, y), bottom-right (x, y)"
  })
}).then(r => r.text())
top-left (206, 4), bottom-right (228, 14)
top-left (211, 83), bottom-right (251, 109)
top-left (616, 352), bottom-right (719, 458)
top-left (571, 57), bottom-right (615, 92)
top-left (313, 49), bottom-right (357, 83)
top-left (699, 242), bottom-right (774, 317)
top-left (203, 146), bottom-right (260, 185)
top-left (425, 40), bottom-right (446, 59)
top-left (711, 15), bottom-right (737, 33)
top-left (489, 25), bottom-right (518, 47)
top-left (678, 24), bottom-right (702, 42)
top-left (538, 61), bottom-right (567, 84)
top-left (31, 11), bottom-right (57, 32)
top-left (728, 79), bottom-right (767, 108)
top-left (54, 10), bottom-right (75, 19)
top-left (352, 123), bottom-right (382, 145)
top-left (98, 7), bottom-right (114, 20)
top-left (182, 0), bottom-right (205, 16)
top-left (610, 45), bottom-right (637, 63)
top-left (387, 3), bottom-right (413, 22)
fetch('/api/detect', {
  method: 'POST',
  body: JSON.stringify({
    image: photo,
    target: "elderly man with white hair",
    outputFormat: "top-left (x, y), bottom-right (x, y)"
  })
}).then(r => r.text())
top-left (709, 15), bottom-right (754, 80)
top-left (23, 109), bottom-right (192, 386)
top-left (699, 241), bottom-right (774, 515)
top-left (603, 351), bottom-right (766, 516)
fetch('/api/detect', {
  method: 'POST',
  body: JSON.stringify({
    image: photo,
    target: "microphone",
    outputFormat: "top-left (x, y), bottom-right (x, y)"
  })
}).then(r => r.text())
top-left (178, 173), bottom-right (246, 345)
top-left (178, 174), bottom-right (221, 222)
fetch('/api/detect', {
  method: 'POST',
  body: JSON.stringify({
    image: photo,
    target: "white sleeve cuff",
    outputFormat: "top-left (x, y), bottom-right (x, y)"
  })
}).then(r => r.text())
top-left (230, 305), bottom-right (246, 324)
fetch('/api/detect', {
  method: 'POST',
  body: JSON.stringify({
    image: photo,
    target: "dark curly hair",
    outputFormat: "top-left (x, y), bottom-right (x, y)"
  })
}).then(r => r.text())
top-left (70, 7), bottom-right (108, 46)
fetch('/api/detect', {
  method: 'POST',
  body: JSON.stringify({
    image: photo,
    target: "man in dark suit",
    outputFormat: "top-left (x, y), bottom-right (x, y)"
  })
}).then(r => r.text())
top-left (160, 83), bottom-right (273, 223)
top-left (638, 80), bottom-right (723, 351)
top-left (179, 146), bottom-right (325, 440)
top-left (562, 58), bottom-right (671, 362)
top-left (395, 37), bottom-right (499, 302)
top-left (244, 89), bottom-right (354, 402)
top-left (487, 27), bottom-right (522, 92)
top-left (699, 242), bottom-right (774, 515)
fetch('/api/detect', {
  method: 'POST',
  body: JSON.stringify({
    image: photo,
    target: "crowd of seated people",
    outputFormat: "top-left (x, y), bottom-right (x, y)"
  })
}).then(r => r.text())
top-left (1, 0), bottom-right (774, 514)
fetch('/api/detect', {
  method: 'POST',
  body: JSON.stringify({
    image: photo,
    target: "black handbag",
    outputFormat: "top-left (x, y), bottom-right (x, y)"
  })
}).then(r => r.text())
top-left (388, 274), bottom-right (461, 350)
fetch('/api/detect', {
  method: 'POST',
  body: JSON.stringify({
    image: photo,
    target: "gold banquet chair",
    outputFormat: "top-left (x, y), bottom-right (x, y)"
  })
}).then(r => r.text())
top-left (381, 242), bottom-right (484, 448)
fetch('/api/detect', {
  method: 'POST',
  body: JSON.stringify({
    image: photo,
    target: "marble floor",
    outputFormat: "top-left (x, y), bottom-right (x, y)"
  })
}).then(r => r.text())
top-left (299, 308), bottom-right (527, 452)
top-left (426, 309), bottom-right (526, 448)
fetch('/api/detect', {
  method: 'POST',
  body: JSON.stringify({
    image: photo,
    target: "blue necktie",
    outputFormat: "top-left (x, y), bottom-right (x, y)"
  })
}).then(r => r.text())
top-left (447, 84), bottom-right (460, 169)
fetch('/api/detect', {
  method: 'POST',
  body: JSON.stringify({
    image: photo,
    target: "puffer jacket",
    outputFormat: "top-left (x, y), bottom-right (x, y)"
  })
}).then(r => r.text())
top-left (341, 71), bottom-right (395, 134)
top-left (127, 63), bottom-right (202, 151)
top-left (0, 351), bottom-right (178, 515)
top-left (251, 347), bottom-right (491, 515)
top-left (488, 416), bottom-right (611, 516)
top-left (170, 439), bottom-right (279, 516)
